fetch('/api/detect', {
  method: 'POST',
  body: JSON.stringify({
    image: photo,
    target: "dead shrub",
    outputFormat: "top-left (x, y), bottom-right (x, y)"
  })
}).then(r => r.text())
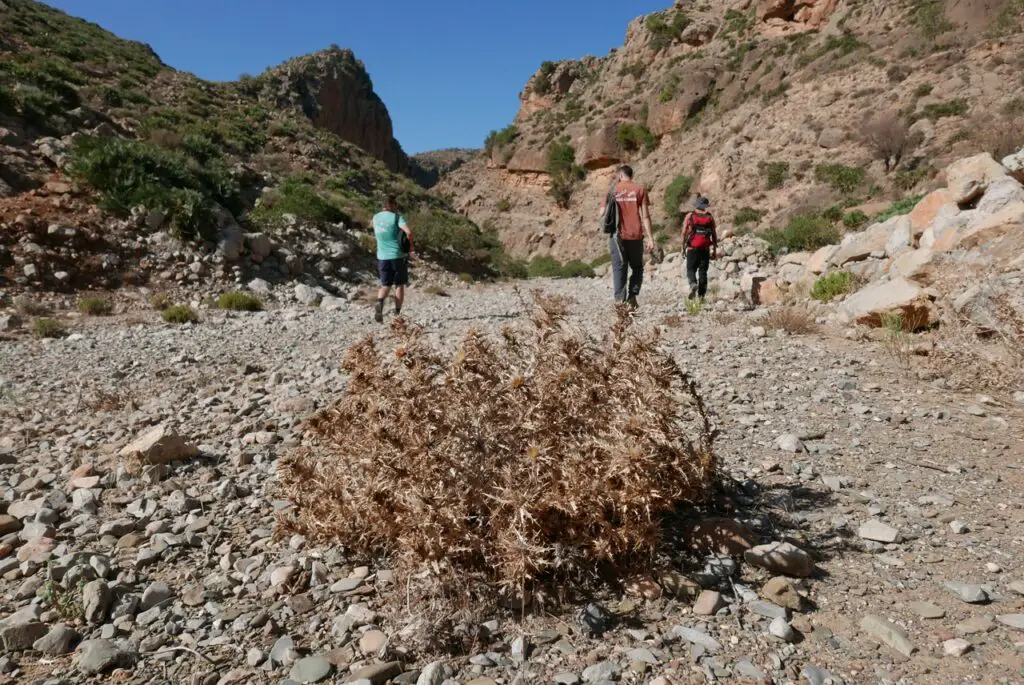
top-left (973, 112), bottom-right (1024, 161)
top-left (279, 293), bottom-right (716, 615)
top-left (763, 307), bottom-right (818, 335)
top-left (934, 288), bottom-right (1024, 391)
top-left (862, 111), bottom-right (911, 172)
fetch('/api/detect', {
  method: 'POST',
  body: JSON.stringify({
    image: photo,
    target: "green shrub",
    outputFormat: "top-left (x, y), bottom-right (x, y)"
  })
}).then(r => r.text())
top-left (762, 213), bottom-right (841, 253)
top-left (915, 0), bottom-right (954, 39)
top-left (919, 99), bottom-right (969, 120)
top-left (547, 139), bottom-right (584, 209)
top-left (78, 297), bottom-right (113, 316)
top-left (913, 83), bottom-right (934, 98)
top-left (526, 256), bottom-right (595, 279)
top-left (33, 318), bottom-right (64, 339)
top-left (218, 291), bottom-right (263, 311)
top-left (101, 86), bottom-right (124, 107)
top-left (722, 9), bottom-right (750, 35)
top-left (253, 177), bottom-right (347, 224)
top-left (562, 260), bottom-right (596, 278)
top-left (484, 125), bottom-right (519, 154)
top-left (814, 163), bottom-right (865, 193)
top-left (990, 0), bottom-right (1024, 36)
top-left (647, 10), bottom-right (692, 52)
top-left (533, 61), bottom-right (556, 95)
top-left (616, 123), bottom-right (657, 153)
top-left (843, 210), bottom-right (870, 230)
top-left (497, 198), bottom-right (511, 213)
top-left (663, 174), bottom-right (694, 227)
top-left (822, 205), bottom-right (844, 223)
top-left (734, 207), bottom-right (763, 226)
top-left (527, 256), bottom-right (565, 279)
top-left (875, 195), bottom-right (923, 223)
top-left (68, 136), bottom-right (240, 240)
top-left (0, 85), bottom-right (19, 115)
top-left (759, 161), bottom-right (790, 190)
top-left (618, 62), bottom-right (646, 80)
top-left (162, 305), bottom-right (199, 324)
top-left (811, 271), bottom-right (854, 303)
top-left (824, 32), bottom-right (866, 56)
top-left (591, 253), bottom-right (612, 268)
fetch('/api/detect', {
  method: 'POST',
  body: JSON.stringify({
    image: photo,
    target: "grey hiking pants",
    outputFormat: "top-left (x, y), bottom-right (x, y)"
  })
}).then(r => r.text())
top-left (610, 236), bottom-right (644, 302)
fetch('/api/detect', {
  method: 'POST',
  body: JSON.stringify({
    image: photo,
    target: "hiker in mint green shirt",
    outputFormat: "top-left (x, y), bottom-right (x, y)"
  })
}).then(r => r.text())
top-left (371, 195), bottom-right (413, 323)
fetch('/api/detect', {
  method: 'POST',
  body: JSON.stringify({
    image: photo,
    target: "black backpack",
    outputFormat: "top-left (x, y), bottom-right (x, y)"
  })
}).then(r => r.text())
top-left (600, 178), bottom-right (620, 235)
top-left (396, 214), bottom-right (412, 254)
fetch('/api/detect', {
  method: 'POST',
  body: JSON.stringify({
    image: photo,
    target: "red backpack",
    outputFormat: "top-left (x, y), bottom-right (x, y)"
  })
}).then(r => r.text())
top-left (687, 211), bottom-right (715, 249)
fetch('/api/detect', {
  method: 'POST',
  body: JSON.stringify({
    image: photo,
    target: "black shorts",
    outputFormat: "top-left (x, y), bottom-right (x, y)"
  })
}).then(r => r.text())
top-left (378, 258), bottom-right (409, 287)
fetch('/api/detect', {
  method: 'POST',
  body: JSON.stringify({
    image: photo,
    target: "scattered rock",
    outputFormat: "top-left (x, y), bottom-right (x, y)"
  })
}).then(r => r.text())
top-left (943, 638), bottom-right (973, 657)
top-left (943, 581), bottom-right (989, 604)
top-left (290, 656), bottom-right (333, 683)
top-left (909, 601), bottom-right (944, 620)
top-left (77, 639), bottom-right (131, 675)
top-left (693, 590), bottom-right (725, 616)
top-left (761, 577), bottom-right (803, 611)
top-left (858, 520), bottom-right (900, 543)
top-left (744, 542), bottom-right (814, 578)
top-left (118, 426), bottom-right (198, 468)
top-left (995, 614), bottom-right (1024, 630)
top-left (860, 614), bottom-right (916, 658)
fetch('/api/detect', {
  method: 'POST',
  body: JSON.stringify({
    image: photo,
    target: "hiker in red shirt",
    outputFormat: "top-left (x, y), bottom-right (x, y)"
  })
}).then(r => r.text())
top-left (681, 195), bottom-right (717, 301)
top-left (599, 166), bottom-right (655, 307)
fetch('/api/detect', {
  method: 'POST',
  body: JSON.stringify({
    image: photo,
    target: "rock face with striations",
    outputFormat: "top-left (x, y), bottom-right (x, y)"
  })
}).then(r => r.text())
top-left (261, 46), bottom-right (409, 173)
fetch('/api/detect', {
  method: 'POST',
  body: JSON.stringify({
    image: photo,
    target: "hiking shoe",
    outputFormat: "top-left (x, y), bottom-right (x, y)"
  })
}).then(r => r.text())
top-left (374, 300), bottom-right (384, 323)
top-left (626, 295), bottom-right (638, 309)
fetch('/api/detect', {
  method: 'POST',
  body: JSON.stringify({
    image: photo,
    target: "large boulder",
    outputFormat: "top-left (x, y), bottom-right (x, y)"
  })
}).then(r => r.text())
top-left (975, 177), bottom-right (1024, 216)
top-left (937, 202), bottom-right (1024, 252)
top-left (507, 146), bottom-right (549, 174)
top-left (944, 153), bottom-right (1007, 204)
top-left (647, 72), bottom-right (715, 136)
top-left (830, 216), bottom-right (906, 266)
top-left (888, 247), bottom-right (938, 283)
top-left (806, 245), bottom-right (838, 274)
top-left (909, 189), bottom-right (957, 241)
top-left (838, 277), bottom-right (937, 330)
top-left (1003, 146), bottom-right (1024, 183)
top-left (576, 123), bottom-right (622, 170)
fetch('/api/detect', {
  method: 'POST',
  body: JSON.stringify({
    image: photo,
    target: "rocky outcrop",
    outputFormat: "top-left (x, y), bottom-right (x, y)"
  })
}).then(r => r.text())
top-left (758, 0), bottom-right (842, 32)
top-left (261, 47), bottom-right (409, 173)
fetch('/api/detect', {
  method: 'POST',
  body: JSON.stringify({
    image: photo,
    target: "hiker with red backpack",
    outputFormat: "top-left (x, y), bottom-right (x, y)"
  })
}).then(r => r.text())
top-left (681, 195), bottom-right (717, 301)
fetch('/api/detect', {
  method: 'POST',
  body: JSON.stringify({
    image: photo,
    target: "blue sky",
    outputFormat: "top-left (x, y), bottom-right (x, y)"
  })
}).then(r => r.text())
top-left (45, 0), bottom-right (669, 154)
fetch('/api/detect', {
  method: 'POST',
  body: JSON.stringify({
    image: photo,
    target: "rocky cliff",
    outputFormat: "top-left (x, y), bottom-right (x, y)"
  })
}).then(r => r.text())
top-left (436, 0), bottom-right (1024, 263)
top-left (259, 47), bottom-right (410, 174)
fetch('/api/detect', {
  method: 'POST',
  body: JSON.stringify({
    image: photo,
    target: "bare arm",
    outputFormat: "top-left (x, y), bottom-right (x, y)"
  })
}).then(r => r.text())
top-left (640, 193), bottom-right (655, 250)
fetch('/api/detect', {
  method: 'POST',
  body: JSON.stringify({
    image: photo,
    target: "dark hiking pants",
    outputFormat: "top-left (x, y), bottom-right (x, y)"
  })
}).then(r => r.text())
top-left (686, 247), bottom-right (711, 299)
top-left (610, 236), bottom-right (644, 303)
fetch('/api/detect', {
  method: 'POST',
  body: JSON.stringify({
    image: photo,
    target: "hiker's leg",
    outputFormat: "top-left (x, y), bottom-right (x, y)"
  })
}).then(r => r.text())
top-left (626, 240), bottom-right (644, 299)
top-left (609, 236), bottom-right (628, 302)
top-left (393, 259), bottom-right (408, 314)
top-left (697, 249), bottom-right (710, 298)
top-left (376, 260), bottom-right (394, 322)
top-left (685, 249), bottom-right (699, 299)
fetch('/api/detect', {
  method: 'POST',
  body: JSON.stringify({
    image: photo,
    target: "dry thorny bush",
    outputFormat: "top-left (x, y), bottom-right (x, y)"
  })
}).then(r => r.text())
top-left (934, 287), bottom-right (1024, 391)
top-left (762, 306), bottom-right (818, 335)
top-left (279, 292), bottom-right (717, 629)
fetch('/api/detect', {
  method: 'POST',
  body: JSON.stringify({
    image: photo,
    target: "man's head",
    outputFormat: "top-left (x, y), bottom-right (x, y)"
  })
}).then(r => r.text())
top-left (695, 195), bottom-right (710, 211)
top-left (384, 194), bottom-right (398, 212)
top-left (618, 165), bottom-right (634, 181)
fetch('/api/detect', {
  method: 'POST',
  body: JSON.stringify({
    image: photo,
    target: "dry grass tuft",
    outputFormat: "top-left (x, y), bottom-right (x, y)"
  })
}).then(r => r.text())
top-left (763, 307), bottom-right (818, 335)
top-left (279, 292), bottom-right (716, 618)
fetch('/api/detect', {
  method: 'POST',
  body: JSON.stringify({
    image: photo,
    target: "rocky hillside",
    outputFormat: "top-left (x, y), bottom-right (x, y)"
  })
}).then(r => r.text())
top-left (0, 0), bottom-right (515, 309)
top-left (436, 0), bottom-right (1024, 263)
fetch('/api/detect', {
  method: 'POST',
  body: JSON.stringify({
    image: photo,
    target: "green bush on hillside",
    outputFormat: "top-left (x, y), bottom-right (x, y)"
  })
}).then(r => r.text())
top-left (616, 124), bottom-right (657, 153)
top-left (875, 195), bottom-right (923, 223)
top-left (759, 161), bottom-right (790, 190)
top-left (843, 210), bottom-right (870, 230)
top-left (162, 305), bottom-right (199, 324)
top-left (533, 61), bottom-right (556, 95)
top-left (68, 135), bottom-right (241, 241)
top-left (814, 163), bottom-right (865, 193)
top-left (484, 125), bottom-right (519, 154)
top-left (547, 139), bottom-right (585, 209)
top-left (762, 213), bottom-right (840, 254)
top-left (252, 177), bottom-right (348, 225)
top-left (734, 207), bottom-right (763, 226)
top-left (527, 256), bottom-right (595, 279)
top-left (811, 271), bottom-right (854, 303)
top-left (663, 175), bottom-right (694, 227)
top-left (0, 85), bottom-right (17, 115)
top-left (919, 99), bottom-right (969, 121)
top-left (646, 9), bottom-right (692, 52)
